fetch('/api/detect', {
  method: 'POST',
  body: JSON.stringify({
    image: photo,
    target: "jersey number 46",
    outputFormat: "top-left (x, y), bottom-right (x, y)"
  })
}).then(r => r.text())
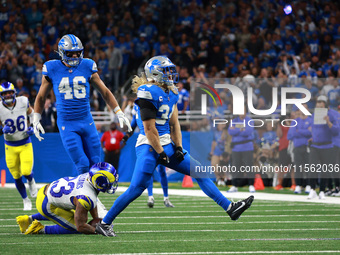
top-left (59, 76), bottom-right (86, 100)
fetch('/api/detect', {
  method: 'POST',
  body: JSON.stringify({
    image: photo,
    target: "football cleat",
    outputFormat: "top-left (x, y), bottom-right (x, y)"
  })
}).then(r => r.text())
top-left (294, 185), bottom-right (302, 194)
top-left (164, 198), bottom-right (174, 208)
top-left (217, 179), bottom-right (226, 186)
top-left (28, 179), bottom-right (38, 198)
top-left (95, 222), bottom-right (116, 237)
top-left (147, 197), bottom-right (154, 208)
top-left (227, 195), bottom-right (254, 221)
top-left (23, 197), bottom-right (32, 211)
top-left (16, 215), bottom-right (31, 233)
top-left (25, 220), bottom-right (44, 235)
top-left (307, 189), bottom-right (317, 199)
top-left (319, 191), bottom-right (326, 200)
top-left (304, 185), bottom-right (311, 194)
top-left (249, 185), bottom-right (255, 193)
top-left (332, 188), bottom-right (340, 197)
top-left (227, 186), bottom-right (238, 193)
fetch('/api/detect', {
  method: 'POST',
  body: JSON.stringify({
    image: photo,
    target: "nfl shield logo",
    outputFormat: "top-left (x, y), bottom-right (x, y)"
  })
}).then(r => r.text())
top-left (62, 126), bottom-right (65, 130)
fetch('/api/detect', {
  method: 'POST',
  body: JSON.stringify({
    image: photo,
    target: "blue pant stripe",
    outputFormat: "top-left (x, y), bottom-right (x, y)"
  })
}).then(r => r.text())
top-left (41, 196), bottom-right (74, 230)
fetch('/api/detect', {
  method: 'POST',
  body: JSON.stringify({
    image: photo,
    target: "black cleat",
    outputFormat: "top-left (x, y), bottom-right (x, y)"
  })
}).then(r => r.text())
top-left (227, 195), bottom-right (254, 221)
top-left (95, 222), bottom-right (116, 237)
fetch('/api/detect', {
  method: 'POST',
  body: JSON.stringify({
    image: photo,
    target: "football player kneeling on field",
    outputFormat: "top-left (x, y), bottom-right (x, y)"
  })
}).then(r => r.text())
top-left (16, 162), bottom-right (118, 235)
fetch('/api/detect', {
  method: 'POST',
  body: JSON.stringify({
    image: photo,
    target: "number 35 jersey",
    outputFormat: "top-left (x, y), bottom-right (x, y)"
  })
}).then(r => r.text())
top-left (46, 173), bottom-right (98, 211)
top-left (135, 84), bottom-right (179, 147)
top-left (42, 59), bottom-right (98, 121)
top-left (0, 96), bottom-right (30, 144)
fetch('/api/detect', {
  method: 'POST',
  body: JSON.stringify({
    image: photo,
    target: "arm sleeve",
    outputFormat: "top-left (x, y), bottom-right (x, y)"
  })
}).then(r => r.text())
top-left (136, 98), bottom-right (157, 121)
top-left (130, 114), bottom-right (137, 130)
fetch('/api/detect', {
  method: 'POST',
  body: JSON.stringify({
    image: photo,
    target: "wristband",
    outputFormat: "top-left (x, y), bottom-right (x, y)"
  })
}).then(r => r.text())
top-left (113, 106), bottom-right (122, 114)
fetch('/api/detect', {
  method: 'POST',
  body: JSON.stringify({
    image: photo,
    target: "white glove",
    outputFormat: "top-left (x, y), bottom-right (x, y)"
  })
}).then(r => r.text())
top-left (32, 113), bottom-right (45, 141)
top-left (114, 107), bottom-right (132, 132)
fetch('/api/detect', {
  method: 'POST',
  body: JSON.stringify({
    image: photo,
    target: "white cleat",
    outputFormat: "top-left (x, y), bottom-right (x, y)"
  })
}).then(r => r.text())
top-left (305, 185), bottom-right (311, 194)
top-left (294, 185), bottom-right (301, 194)
top-left (249, 185), bottom-right (255, 193)
top-left (96, 198), bottom-right (108, 218)
top-left (307, 189), bottom-right (317, 199)
top-left (23, 197), bottom-right (32, 211)
top-left (217, 179), bottom-right (226, 186)
top-left (28, 179), bottom-right (38, 198)
top-left (164, 198), bottom-right (175, 208)
top-left (319, 191), bottom-right (326, 200)
top-left (227, 186), bottom-right (238, 193)
top-left (147, 197), bottom-right (154, 208)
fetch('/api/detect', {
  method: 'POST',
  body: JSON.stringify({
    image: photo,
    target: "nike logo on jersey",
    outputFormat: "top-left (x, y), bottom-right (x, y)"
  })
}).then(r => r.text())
top-left (89, 122), bottom-right (94, 125)
top-left (233, 202), bottom-right (246, 213)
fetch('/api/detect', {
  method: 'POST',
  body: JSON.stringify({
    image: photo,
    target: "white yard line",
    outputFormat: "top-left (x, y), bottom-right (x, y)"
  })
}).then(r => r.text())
top-left (79, 251), bottom-right (340, 255)
top-left (3, 220), bottom-right (340, 227)
top-left (2, 185), bottom-right (340, 204)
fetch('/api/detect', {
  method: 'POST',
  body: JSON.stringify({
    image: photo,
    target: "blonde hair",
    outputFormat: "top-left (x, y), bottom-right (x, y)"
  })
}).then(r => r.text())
top-left (131, 72), bottom-right (178, 95)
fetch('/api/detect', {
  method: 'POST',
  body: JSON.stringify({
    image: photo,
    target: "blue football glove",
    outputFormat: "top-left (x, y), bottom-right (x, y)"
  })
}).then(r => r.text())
top-left (2, 125), bottom-right (12, 134)
top-left (26, 126), bottom-right (34, 136)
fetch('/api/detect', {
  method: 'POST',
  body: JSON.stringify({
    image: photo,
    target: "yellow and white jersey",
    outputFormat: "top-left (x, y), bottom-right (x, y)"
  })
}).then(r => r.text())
top-left (0, 96), bottom-right (30, 142)
top-left (46, 173), bottom-right (98, 211)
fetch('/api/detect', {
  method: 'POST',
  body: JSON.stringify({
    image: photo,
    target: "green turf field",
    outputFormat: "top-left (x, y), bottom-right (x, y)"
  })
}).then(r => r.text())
top-left (1, 187), bottom-right (340, 255)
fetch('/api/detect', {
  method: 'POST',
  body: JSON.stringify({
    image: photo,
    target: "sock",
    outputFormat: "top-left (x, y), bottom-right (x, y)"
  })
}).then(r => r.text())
top-left (147, 177), bottom-right (153, 196)
top-left (163, 196), bottom-right (168, 201)
top-left (23, 174), bottom-right (33, 182)
top-left (196, 178), bottom-right (231, 211)
top-left (159, 166), bottom-right (168, 197)
top-left (15, 177), bottom-right (27, 199)
top-left (45, 225), bottom-right (78, 234)
top-left (31, 213), bottom-right (48, 221)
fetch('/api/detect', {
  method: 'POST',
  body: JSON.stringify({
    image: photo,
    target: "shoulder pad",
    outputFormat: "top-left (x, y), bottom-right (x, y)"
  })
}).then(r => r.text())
top-left (76, 195), bottom-right (95, 211)
top-left (83, 58), bottom-right (97, 72)
top-left (137, 84), bottom-right (161, 101)
top-left (42, 60), bottom-right (59, 74)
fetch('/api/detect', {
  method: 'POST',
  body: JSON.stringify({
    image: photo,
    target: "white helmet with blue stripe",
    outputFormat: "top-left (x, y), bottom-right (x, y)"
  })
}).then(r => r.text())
top-left (58, 34), bottom-right (84, 66)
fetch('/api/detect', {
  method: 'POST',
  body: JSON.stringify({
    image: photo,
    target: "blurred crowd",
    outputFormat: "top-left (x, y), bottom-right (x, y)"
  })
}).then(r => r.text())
top-left (0, 0), bottom-right (339, 131)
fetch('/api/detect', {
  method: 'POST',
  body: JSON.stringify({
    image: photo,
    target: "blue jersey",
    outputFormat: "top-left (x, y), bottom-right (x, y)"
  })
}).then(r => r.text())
top-left (42, 58), bottom-right (98, 121)
top-left (287, 117), bottom-right (312, 148)
top-left (135, 84), bottom-right (179, 147)
top-left (177, 88), bottom-right (189, 111)
top-left (311, 108), bottom-right (340, 149)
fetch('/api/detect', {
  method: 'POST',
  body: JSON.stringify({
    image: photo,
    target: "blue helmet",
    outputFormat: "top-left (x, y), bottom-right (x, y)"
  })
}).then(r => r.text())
top-left (0, 82), bottom-right (16, 105)
top-left (144, 56), bottom-right (179, 86)
top-left (89, 162), bottom-right (118, 194)
top-left (57, 34), bottom-right (84, 66)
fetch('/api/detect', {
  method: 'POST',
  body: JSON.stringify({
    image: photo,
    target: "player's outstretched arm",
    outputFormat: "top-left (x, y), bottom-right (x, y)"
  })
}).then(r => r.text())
top-left (169, 105), bottom-right (182, 148)
top-left (170, 105), bottom-right (186, 162)
top-left (33, 76), bottom-right (52, 141)
top-left (91, 73), bottom-right (132, 131)
top-left (74, 198), bottom-right (97, 234)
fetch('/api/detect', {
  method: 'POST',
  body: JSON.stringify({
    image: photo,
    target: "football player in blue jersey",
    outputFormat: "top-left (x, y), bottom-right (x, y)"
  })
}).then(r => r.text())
top-left (32, 34), bottom-right (132, 175)
top-left (123, 105), bottom-right (174, 208)
top-left (96, 56), bottom-right (254, 237)
top-left (16, 162), bottom-right (118, 235)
